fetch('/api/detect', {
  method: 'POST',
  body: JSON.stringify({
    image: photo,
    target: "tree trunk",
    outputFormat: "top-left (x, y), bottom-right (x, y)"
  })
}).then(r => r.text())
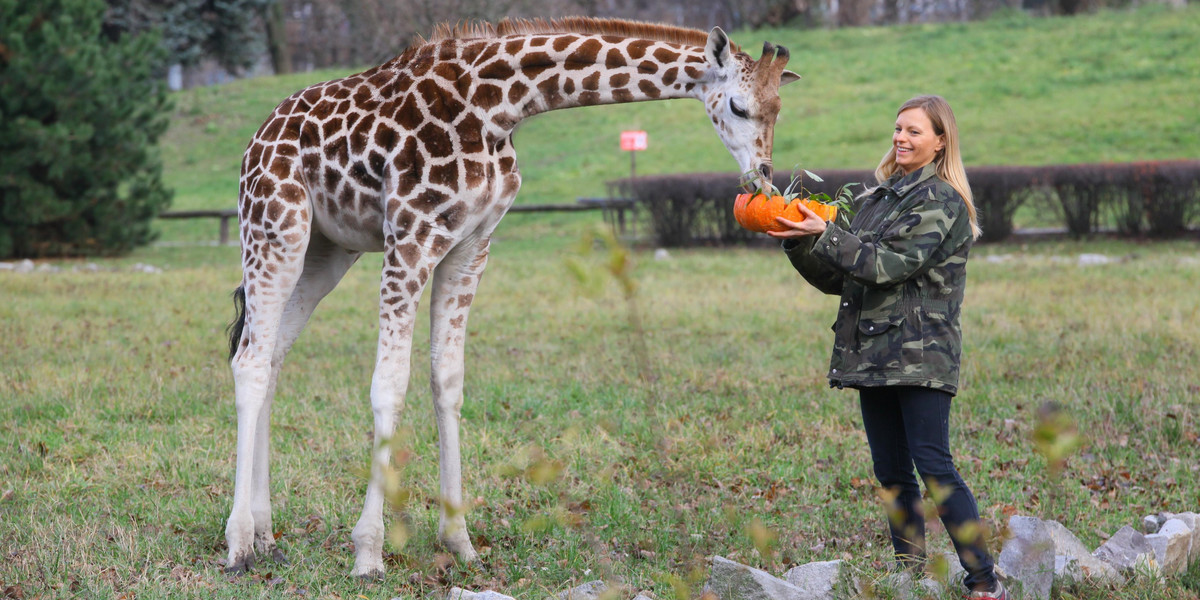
top-left (265, 0), bottom-right (293, 75)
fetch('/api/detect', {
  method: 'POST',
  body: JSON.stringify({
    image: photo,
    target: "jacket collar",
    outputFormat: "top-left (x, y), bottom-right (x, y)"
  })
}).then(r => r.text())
top-left (883, 162), bottom-right (939, 197)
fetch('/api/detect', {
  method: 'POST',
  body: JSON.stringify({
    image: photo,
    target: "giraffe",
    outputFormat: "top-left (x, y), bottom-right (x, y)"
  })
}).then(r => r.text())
top-left (224, 16), bottom-right (799, 578)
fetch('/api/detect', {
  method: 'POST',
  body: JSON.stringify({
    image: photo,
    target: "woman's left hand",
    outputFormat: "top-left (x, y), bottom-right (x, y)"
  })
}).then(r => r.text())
top-left (766, 202), bottom-right (828, 238)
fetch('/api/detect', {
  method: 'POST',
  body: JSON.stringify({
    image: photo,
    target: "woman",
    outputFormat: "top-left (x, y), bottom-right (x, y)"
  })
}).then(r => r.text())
top-left (769, 95), bottom-right (1007, 599)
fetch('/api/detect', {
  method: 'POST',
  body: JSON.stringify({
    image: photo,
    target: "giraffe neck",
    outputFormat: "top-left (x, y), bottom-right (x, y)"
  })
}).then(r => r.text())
top-left (439, 34), bottom-right (711, 132)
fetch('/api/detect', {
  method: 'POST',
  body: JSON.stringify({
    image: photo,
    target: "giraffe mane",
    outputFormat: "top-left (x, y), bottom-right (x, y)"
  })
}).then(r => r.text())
top-left (420, 16), bottom-right (740, 52)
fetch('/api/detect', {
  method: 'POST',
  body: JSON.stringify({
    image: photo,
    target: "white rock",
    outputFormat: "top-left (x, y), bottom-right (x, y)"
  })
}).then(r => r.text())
top-left (998, 516), bottom-right (1054, 600)
top-left (653, 248), bottom-right (670, 261)
top-left (1093, 526), bottom-right (1159, 574)
top-left (1146, 519), bottom-right (1192, 575)
top-left (705, 555), bottom-right (811, 600)
top-left (783, 559), bottom-right (853, 599)
top-left (1144, 514), bottom-right (1163, 534)
top-left (438, 588), bottom-right (515, 600)
top-left (1078, 253), bottom-right (1111, 266)
top-left (557, 580), bottom-right (608, 600)
top-left (0, 262), bottom-right (13, 271)
top-left (1043, 519), bottom-right (1124, 585)
top-left (1164, 512), bottom-right (1200, 564)
top-left (15, 259), bottom-right (35, 273)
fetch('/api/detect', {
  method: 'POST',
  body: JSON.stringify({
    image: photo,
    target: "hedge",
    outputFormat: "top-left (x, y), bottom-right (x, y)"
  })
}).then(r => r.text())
top-left (614, 161), bottom-right (1200, 246)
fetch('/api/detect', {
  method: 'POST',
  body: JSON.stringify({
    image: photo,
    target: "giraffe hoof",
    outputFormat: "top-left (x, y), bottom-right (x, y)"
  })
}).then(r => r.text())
top-left (224, 554), bottom-right (255, 575)
top-left (354, 569), bottom-right (385, 582)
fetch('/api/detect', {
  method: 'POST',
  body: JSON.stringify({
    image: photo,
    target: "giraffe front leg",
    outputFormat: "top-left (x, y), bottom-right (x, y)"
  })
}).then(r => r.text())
top-left (428, 238), bottom-right (491, 565)
top-left (351, 248), bottom-right (425, 579)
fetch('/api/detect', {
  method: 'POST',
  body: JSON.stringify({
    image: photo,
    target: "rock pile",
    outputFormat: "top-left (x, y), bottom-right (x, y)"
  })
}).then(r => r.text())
top-left (424, 510), bottom-right (1199, 600)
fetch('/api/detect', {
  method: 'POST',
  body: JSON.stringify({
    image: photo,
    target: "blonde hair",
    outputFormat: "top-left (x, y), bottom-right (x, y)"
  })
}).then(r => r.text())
top-left (875, 95), bottom-right (982, 240)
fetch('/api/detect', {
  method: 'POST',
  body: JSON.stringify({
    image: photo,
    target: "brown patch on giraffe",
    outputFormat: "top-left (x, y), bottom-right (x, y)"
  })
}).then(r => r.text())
top-left (470, 84), bottom-right (503, 111)
top-left (368, 151), bottom-right (387, 177)
top-left (321, 119), bottom-right (342, 140)
top-left (662, 67), bottom-right (679, 86)
top-left (456, 294), bottom-right (474, 308)
top-left (395, 94), bottom-right (424, 131)
top-left (463, 160), bottom-right (487, 189)
top-left (501, 173), bottom-right (520, 198)
top-left (250, 202), bottom-right (266, 225)
top-left (504, 39), bottom-right (524, 55)
top-left (519, 52), bottom-right (553, 78)
top-left (418, 79), bottom-right (466, 123)
top-left (479, 59), bottom-right (515, 81)
top-left (552, 35), bottom-right (577, 52)
top-left (277, 96), bottom-right (299, 115)
top-left (280, 183), bottom-right (306, 204)
top-left (507, 81), bottom-right (529, 105)
top-left (260, 118), bottom-right (284, 141)
top-left (395, 208), bottom-right (416, 233)
top-left (253, 177), bottom-right (275, 198)
top-left (267, 202), bottom-right (283, 223)
top-left (609, 73), bottom-right (630, 88)
top-left (409, 52), bottom-right (434, 77)
top-left (434, 62), bottom-right (466, 85)
top-left (412, 189), bottom-right (449, 213)
top-left (638, 80), bottom-right (661, 98)
top-left (460, 41), bottom-right (488, 64)
top-left (375, 126), bottom-right (399, 153)
top-left (491, 112), bottom-right (518, 131)
top-left (529, 36), bottom-right (549, 47)
top-left (605, 48), bottom-right (626, 68)
top-left (536, 74), bottom-right (562, 107)
top-left (685, 54), bottom-right (705, 64)
top-left (578, 91), bottom-right (600, 105)
top-left (563, 78), bottom-right (576, 95)
top-left (326, 136), bottom-right (350, 168)
top-left (396, 242), bottom-right (421, 267)
top-left (418, 123), bottom-right (454, 158)
top-left (281, 209), bottom-right (298, 230)
top-left (349, 162), bottom-right (379, 188)
top-left (637, 60), bottom-right (658, 74)
top-left (498, 156), bottom-right (516, 172)
top-left (684, 66), bottom-right (702, 79)
top-left (449, 315), bottom-right (465, 329)
top-left (627, 40), bottom-right (652, 59)
top-left (350, 114), bottom-right (377, 155)
top-left (569, 39), bottom-right (602, 68)
top-left (269, 157), bottom-right (292, 181)
top-left (430, 235), bottom-right (452, 256)
top-left (436, 201), bottom-right (468, 231)
top-left (413, 220), bottom-right (432, 245)
top-left (406, 280), bottom-right (421, 296)
top-left (310, 100), bottom-right (335, 121)
top-left (457, 114), bottom-right (485, 154)
top-left (653, 47), bottom-right (681, 63)
top-left (612, 88), bottom-right (634, 103)
top-left (428, 161), bottom-right (460, 189)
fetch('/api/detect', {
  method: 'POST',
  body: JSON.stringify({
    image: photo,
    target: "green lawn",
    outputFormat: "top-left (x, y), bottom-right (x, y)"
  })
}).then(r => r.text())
top-left (3, 5), bottom-right (1200, 600)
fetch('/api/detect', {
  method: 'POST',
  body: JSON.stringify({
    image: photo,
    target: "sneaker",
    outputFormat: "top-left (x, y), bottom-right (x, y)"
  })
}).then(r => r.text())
top-left (965, 580), bottom-right (1010, 600)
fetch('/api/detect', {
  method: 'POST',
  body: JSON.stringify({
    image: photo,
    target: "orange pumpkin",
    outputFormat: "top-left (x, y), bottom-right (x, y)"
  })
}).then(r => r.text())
top-left (733, 193), bottom-right (839, 233)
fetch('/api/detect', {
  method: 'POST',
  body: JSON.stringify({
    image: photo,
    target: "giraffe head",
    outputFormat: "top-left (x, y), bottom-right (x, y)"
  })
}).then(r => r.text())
top-left (703, 28), bottom-right (800, 191)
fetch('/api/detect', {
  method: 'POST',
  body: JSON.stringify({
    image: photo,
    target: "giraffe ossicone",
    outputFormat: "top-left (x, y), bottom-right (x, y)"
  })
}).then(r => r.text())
top-left (224, 16), bottom-right (799, 577)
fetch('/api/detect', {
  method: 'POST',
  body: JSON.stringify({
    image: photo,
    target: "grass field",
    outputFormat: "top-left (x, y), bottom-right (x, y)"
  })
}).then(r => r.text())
top-left (4, 4), bottom-right (1200, 600)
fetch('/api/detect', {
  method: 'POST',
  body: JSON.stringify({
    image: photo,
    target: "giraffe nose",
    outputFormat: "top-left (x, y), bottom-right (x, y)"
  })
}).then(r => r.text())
top-left (758, 163), bottom-right (772, 184)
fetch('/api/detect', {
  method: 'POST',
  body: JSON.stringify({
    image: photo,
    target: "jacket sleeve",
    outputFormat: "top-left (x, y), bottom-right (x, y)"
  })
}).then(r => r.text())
top-left (809, 190), bottom-right (968, 288)
top-left (782, 235), bottom-right (844, 296)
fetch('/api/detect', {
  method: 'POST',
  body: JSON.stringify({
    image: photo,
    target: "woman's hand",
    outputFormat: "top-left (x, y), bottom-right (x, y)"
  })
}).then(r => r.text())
top-left (766, 202), bottom-right (828, 239)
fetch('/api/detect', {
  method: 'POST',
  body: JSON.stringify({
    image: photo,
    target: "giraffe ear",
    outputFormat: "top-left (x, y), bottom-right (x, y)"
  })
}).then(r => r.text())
top-left (706, 27), bottom-right (733, 70)
top-left (780, 70), bottom-right (801, 87)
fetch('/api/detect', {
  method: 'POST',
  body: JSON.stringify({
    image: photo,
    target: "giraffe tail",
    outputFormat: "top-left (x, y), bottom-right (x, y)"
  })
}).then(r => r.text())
top-left (226, 285), bottom-right (247, 362)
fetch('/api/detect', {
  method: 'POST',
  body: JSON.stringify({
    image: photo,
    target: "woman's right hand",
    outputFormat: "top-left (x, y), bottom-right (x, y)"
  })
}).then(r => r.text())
top-left (767, 202), bottom-right (828, 239)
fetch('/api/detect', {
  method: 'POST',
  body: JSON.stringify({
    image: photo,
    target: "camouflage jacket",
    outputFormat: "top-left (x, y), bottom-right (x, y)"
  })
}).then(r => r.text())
top-left (782, 163), bottom-right (973, 395)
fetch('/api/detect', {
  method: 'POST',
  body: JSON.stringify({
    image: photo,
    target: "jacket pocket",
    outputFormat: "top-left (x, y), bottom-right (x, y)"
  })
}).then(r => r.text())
top-left (855, 315), bottom-right (910, 372)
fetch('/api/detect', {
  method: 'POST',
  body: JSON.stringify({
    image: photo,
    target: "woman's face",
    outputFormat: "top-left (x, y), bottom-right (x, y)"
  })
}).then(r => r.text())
top-left (893, 108), bottom-right (945, 174)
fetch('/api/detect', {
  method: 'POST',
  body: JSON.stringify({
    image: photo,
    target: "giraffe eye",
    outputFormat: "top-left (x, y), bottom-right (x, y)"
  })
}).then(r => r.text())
top-left (729, 99), bottom-right (749, 119)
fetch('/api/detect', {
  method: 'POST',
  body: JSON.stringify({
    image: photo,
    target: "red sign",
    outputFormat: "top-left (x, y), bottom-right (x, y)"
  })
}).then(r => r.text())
top-left (620, 130), bottom-right (647, 151)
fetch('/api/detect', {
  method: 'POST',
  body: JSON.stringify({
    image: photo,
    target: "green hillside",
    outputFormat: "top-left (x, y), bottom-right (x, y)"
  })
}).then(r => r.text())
top-left (161, 5), bottom-right (1200, 222)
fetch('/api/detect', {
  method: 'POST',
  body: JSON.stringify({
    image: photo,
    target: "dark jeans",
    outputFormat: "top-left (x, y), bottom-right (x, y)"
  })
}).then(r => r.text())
top-left (859, 386), bottom-right (996, 592)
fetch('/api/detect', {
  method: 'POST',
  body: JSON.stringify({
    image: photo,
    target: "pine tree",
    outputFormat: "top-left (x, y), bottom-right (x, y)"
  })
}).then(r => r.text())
top-left (0, 0), bottom-right (173, 258)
